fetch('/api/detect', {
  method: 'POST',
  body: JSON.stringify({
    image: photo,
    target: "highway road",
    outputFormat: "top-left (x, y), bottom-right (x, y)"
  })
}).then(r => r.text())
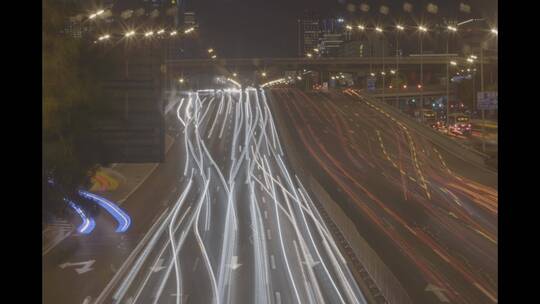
top-left (44, 88), bottom-right (369, 304)
top-left (269, 88), bottom-right (498, 304)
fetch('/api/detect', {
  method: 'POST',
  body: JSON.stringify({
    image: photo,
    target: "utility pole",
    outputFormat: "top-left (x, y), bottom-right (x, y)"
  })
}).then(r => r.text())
top-left (420, 33), bottom-right (424, 118)
top-left (446, 53), bottom-right (450, 130)
top-left (396, 31), bottom-right (400, 108)
top-left (382, 35), bottom-right (385, 104)
top-left (480, 43), bottom-right (486, 152)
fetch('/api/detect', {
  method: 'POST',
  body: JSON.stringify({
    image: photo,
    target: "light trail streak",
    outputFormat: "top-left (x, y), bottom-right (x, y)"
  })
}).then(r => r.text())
top-left (78, 190), bottom-right (131, 233)
top-left (66, 199), bottom-right (96, 234)
top-left (264, 155), bottom-right (302, 304)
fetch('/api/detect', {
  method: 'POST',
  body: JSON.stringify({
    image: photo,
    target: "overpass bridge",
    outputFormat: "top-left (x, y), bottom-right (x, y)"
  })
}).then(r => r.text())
top-left (166, 55), bottom-right (497, 72)
top-left (361, 86), bottom-right (448, 99)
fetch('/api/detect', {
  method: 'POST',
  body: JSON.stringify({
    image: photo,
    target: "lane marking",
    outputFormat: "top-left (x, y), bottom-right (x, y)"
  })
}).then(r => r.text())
top-left (275, 292), bottom-right (282, 304)
top-left (192, 257), bottom-right (200, 272)
top-left (270, 254), bottom-right (276, 270)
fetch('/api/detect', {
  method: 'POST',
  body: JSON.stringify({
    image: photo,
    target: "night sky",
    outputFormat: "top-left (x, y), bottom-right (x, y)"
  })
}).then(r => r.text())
top-left (189, 0), bottom-right (497, 57)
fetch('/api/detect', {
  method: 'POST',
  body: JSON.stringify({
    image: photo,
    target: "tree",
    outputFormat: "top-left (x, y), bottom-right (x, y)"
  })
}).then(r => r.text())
top-left (43, 0), bottom-right (104, 194)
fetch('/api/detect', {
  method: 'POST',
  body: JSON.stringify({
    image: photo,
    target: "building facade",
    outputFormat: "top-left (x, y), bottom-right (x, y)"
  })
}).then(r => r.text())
top-left (297, 11), bottom-right (321, 57)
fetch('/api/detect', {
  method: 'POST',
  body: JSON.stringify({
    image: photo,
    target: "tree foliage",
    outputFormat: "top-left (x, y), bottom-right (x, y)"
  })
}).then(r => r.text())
top-left (43, 0), bottom-right (103, 191)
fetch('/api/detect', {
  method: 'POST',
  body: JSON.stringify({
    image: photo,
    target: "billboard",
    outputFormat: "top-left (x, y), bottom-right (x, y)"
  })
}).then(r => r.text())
top-left (477, 91), bottom-right (498, 110)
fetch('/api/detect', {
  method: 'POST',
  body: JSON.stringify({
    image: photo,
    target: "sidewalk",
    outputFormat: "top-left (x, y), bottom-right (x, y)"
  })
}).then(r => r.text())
top-left (42, 134), bottom-right (175, 255)
top-left (95, 134), bottom-right (175, 204)
top-left (42, 217), bottom-right (73, 256)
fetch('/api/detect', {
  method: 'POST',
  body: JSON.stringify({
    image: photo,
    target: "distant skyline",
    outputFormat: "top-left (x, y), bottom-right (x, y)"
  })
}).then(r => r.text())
top-left (190, 0), bottom-right (496, 57)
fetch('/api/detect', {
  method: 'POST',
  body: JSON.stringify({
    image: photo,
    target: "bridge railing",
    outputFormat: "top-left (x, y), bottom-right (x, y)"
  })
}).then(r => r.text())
top-left (165, 55), bottom-right (497, 67)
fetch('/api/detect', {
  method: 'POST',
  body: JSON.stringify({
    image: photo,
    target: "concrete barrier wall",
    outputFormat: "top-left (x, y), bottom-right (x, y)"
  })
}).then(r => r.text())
top-left (309, 177), bottom-right (413, 304)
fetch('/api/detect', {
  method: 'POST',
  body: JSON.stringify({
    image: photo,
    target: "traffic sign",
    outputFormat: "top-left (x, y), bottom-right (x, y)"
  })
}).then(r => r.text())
top-left (367, 77), bottom-right (376, 92)
top-left (477, 91), bottom-right (497, 110)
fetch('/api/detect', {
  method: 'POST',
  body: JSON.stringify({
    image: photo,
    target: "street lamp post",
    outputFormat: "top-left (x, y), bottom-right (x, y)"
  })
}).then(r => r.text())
top-left (446, 25), bottom-right (457, 130)
top-left (376, 27), bottom-right (385, 103)
top-left (395, 25), bottom-right (404, 108)
top-left (480, 45), bottom-right (486, 152)
top-left (418, 26), bottom-right (427, 117)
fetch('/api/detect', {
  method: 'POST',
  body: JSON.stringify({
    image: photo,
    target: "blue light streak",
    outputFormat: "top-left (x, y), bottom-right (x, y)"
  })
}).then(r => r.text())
top-left (67, 200), bottom-right (96, 234)
top-left (78, 190), bottom-right (131, 233)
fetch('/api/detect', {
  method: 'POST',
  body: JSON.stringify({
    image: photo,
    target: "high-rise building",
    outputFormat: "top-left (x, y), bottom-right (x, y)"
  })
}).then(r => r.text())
top-left (318, 33), bottom-right (344, 57)
top-left (297, 11), bottom-right (320, 57)
top-left (320, 18), bottom-right (345, 34)
top-left (183, 11), bottom-right (196, 26)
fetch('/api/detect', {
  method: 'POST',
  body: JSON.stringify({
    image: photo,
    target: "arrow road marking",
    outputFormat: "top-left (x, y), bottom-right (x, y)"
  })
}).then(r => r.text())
top-left (425, 284), bottom-right (450, 303)
top-left (59, 260), bottom-right (95, 274)
top-left (151, 258), bottom-right (166, 273)
top-left (302, 253), bottom-right (320, 268)
top-left (228, 256), bottom-right (242, 270)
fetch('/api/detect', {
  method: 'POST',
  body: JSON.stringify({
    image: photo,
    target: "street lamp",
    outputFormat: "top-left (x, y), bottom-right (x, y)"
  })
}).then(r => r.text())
top-left (375, 26), bottom-right (385, 103)
top-left (306, 53), bottom-right (313, 58)
top-left (261, 72), bottom-right (267, 77)
top-left (184, 27), bottom-right (195, 34)
top-left (211, 55), bottom-right (217, 59)
top-left (445, 24), bottom-right (458, 130)
top-left (157, 29), bottom-right (165, 35)
top-left (179, 78), bottom-right (185, 83)
top-left (233, 73), bottom-right (237, 77)
top-left (170, 31), bottom-right (177, 36)
top-left (479, 28), bottom-right (497, 151)
top-left (208, 48), bottom-right (214, 53)
top-left (395, 24), bottom-right (404, 108)
top-left (98, 34), bottom-right (110, 41)
top-left (358, 25), bottom-right (365, 30)
top-left (125, 30), bottom-right (135, 38)
top-left (89, 9), bottom-right (104, 20)
top-left (418, 25), bottom-right (428, 114)
top-left (145, 31), bottom-right (154, 37)
top-left (346, 25), bottom-right (353, 30)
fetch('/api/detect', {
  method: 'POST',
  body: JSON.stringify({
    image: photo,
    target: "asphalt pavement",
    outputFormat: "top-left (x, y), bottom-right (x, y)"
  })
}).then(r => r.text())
top-left (268, 88), bottom-right (497, 304)
top-left (43, 88), bottom-right (370, 304)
